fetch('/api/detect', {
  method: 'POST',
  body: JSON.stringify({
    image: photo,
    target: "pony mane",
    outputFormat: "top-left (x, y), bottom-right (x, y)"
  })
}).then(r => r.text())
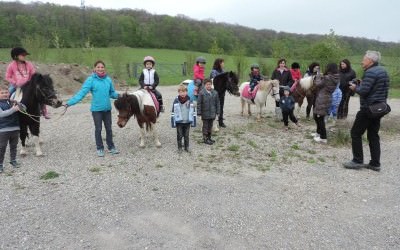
top-left (114, 93), bottom-right (141, 118)
top-left (300, 76), bottom-right (314, 90)
top-left (259, 79), bottom-right (278, 91)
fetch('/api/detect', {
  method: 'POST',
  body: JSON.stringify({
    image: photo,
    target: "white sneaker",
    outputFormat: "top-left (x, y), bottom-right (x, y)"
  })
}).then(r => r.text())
top-left (310, 132), bottom-right (320, 138)
top-left (314, 137), bottom-right (327, 144)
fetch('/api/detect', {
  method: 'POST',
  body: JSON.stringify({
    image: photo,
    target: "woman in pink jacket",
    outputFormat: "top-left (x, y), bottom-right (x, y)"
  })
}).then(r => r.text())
top-left (5, 47), bottom-right (49, 118)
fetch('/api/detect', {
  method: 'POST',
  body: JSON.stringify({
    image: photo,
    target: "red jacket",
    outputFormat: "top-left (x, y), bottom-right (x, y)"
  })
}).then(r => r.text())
top-left (193, 64), bottom-right (205, 80)
top-left (290, 68), bottom-right (302, 81)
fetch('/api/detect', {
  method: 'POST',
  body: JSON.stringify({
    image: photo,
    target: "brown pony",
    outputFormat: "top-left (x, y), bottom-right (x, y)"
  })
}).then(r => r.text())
top-left (291, 76), bottom-right (317, 119)
top-left (114, 90), bottom-right (161, 148)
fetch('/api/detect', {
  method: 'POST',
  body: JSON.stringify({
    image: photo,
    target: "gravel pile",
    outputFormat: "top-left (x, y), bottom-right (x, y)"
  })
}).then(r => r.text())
top-left (0, 86), bottom-right (399, 249)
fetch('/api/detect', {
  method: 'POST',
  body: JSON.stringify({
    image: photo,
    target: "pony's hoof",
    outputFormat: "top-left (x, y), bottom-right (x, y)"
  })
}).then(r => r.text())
top-left (156, 143), bottom-right (162, 148)
top-left (36, 152), bottom-right (44, 157)
top-left (139, 144), bottom-right (145, 148)
top-left (20, 151), bottom-right (27, 156)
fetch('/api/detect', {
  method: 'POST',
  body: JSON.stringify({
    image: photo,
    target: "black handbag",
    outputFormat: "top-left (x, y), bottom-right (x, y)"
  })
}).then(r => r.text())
top-left (367, 102), bottom-right (391, 119)
top-left (366, 80), bottom-right (391, 118)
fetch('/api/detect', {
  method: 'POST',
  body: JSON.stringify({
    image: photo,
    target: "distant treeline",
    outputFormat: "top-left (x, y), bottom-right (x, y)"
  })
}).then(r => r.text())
top-left (0, 1), bottom-right (399, 57)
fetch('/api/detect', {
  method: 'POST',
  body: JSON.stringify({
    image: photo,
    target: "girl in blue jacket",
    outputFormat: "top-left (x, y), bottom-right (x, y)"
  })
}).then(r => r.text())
top-left (66, 60), bottom-right (119, 157)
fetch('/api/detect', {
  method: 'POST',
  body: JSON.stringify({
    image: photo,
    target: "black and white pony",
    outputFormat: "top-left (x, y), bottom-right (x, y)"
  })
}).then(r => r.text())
top-left (15, 73), bottom-right (63, 156)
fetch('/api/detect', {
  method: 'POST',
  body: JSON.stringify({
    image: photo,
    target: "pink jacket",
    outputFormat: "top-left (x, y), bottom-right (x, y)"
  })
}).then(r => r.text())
top-left (5, 61), bottom-right (36, 87)
top-left (193, 64), bottom-right (204, 80)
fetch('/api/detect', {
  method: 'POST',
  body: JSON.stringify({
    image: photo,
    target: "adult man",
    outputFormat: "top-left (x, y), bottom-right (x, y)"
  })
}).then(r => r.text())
top-left (343, 50), bottom-right (389, 172)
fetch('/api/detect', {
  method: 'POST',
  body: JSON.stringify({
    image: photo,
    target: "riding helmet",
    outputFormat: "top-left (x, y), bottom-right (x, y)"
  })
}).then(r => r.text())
top-left (11, 47), bottom-right (30, 60)
top-left (196, 56), bottom-right (206, 64)
top-left (250, 63), bottom-right (260, 70)
top-left (143, 56), bottom-right (155, 66)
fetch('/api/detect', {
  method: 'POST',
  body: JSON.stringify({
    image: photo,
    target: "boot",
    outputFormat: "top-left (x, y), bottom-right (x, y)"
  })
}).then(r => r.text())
top-left (203, 135), bottom-right (213, 145)
top-left (208, 134), bottom-right (215, 144)
top-left (219, 120), bottom-right (226, 128)
top-left (159, 99), bottom-right (164, 112)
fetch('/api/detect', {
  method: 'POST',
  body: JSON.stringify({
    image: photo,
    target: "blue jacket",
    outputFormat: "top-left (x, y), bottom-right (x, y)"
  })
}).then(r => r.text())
top-left (0, 99), bottom-right (19, 132)
top-left (355, 64), bottom-right (389, 109)
top-left (171, 96), bottom-right (194, 125)
top-left (67, 73), bottom-right (119, 111)
top-left (279, 95), bottom-right (296, 113)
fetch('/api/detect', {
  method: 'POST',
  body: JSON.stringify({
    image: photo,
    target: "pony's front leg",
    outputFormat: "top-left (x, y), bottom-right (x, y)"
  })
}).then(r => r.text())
top-left (248, 103), bottom-right (252, 116)
top-left (19, 126), bottom-right (28, 156)
top-left (152, 125), bottom-right (161, 148)
top-left (33, 135), bottom-right (43, 156)
top-left (240, 99), bottom-right (245, 116)
top-left (256, 105), bottom-right (262, 121)
top-left (139, 127), bottom-right (146, 148)
top-left (295, 103), bottom-right (302, 118)
top-left (213, 122), bottom-right (219, 132)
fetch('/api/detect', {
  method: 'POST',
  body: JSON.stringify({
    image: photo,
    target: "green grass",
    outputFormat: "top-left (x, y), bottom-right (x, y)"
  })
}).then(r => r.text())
top-left (227, 144), bottom-right (240, 152)
top-left (40, 171), bottom-right (60, 180)
top-left (1, 47), bottom-right (398, 88)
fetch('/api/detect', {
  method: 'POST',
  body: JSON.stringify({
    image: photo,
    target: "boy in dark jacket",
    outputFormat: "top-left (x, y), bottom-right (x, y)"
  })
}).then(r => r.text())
top-left (0, 84), bottom-right (21, 173)
top-left (279, 86), bottom-right (300, 130)
top-left (197, 78), bottom-right (220, 145)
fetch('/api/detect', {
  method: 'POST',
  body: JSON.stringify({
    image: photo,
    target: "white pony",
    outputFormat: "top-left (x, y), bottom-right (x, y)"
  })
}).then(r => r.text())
top-left (239, 79), bottom-right (280, 121)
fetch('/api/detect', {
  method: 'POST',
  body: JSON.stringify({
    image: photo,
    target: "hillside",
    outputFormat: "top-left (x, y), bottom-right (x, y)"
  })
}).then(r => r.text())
top-left (0, 1), bottom-right (399, 57)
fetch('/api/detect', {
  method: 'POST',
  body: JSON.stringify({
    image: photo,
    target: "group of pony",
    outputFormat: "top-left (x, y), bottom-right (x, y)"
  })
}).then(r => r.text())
top-left (16, 71), bottom-right (316, 155)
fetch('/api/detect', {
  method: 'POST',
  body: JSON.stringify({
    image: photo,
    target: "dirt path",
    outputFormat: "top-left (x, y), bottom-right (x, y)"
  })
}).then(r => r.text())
top-left (0, 85), bottom-right (399, 249)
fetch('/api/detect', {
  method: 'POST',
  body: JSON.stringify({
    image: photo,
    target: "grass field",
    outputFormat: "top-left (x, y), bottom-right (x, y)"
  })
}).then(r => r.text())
top-left (0, 47), bottom-right (398, 96)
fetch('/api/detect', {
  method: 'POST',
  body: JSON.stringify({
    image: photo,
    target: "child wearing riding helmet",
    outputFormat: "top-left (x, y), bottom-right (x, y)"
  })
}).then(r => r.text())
top-left (139, 56), bottom-right (164, 112)
top-left (248, 63), bottom-right (264, 93)
top-left (193, 56), bottom-right (206, 96)
top-left (290, 62), bottom-right (302, 92)
top-left (5, 47), bottom-right (49, 119)
top-left (209, 58), bottom-right (225, 79)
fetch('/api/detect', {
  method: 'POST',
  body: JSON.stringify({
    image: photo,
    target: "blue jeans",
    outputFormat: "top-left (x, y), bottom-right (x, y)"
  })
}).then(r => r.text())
top-left (92, 111), bottom-right (115, 150)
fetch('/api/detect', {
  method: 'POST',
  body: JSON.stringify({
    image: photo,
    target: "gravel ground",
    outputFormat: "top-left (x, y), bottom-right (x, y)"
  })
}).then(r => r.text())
top-left (0, 85), bottom-right (399, 249)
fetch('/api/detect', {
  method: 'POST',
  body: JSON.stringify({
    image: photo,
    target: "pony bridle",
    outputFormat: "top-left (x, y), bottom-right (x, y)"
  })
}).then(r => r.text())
top-left (36, 85), bottom-right (57, 104)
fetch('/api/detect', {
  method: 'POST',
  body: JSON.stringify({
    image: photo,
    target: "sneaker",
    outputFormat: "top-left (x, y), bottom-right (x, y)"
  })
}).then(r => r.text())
top-left (97, 149), bottom-right (105, 157)
top-left (313, 137), bottom-right (327, 144)
top-left (219, 122), bottom-right (227, 128)
top-left (343, 161), bottom-right (364, 170)
top-left (10, 160), bottom-right (20, 168)
top-left (310, 132), bottom-right (320, 137)
top-left (364, 164), bottom-right (381, 172)
top-left (108, 148), bottom-right (120, 155)
top-left (184, 148), bottom-right (191, 153)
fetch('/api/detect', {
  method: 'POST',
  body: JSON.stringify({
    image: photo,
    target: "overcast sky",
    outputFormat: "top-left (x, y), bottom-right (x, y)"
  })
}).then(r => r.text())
top-left (5, 0), bottom-right (400, 43)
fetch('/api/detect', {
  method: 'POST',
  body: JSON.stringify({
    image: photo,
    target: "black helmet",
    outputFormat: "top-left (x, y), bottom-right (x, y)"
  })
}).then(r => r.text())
top-left (196, 56), bottom-right (206, 64)
top-left (11, 47), bottom-right (29, 60)
top-left (250, 63), bottom-right (260, 70)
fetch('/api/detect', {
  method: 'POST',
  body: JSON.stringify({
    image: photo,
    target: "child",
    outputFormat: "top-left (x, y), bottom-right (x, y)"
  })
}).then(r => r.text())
top-left (171, 84), bottom-right (195, 153)
top-left (0, 84), bottom-right (20, 173)
top-left (248, 64), bottom-right (263, 93)
top-left (66, 60), bottom-right (120, 157)
top-left (5, 47), bottom-right (49, 119)
top-left (193, 56), bottom-right (206, 96)
top-left (290, 62), bottom-right (302, 93)
top-left (139, 56), bottom-right (164, 112)
top-left (326, 83), bottom-right (342, 126)
top-left (197, 78), bottom-right (220, 145)
top-left (279, 86), bottom-right (300, 130)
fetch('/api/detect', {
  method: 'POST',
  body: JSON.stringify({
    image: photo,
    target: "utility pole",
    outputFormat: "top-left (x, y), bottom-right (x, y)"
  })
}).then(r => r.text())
top-left (80, 0), bottom-right (86, 45)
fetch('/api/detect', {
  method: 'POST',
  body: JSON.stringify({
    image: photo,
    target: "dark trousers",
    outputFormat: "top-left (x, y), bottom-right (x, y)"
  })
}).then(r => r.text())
top-left (0, 130), bottom-right (19, 165)
top-left (202, 119), bottom-right (214, 137)
top-left (282, 110), bottom-right (298, 126)
top-left (92, 111), bottom-right (114, 150)
top-left (314, 114), bottom-right (327, 139)
top-left (351, 109), bottom-right (381, 167)
top-left (337, 91), bottom-right (351, 119)
top-left (176, 123), bottom-right (190, 149)
top-left (152, 89), bottom-right (163, 106)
